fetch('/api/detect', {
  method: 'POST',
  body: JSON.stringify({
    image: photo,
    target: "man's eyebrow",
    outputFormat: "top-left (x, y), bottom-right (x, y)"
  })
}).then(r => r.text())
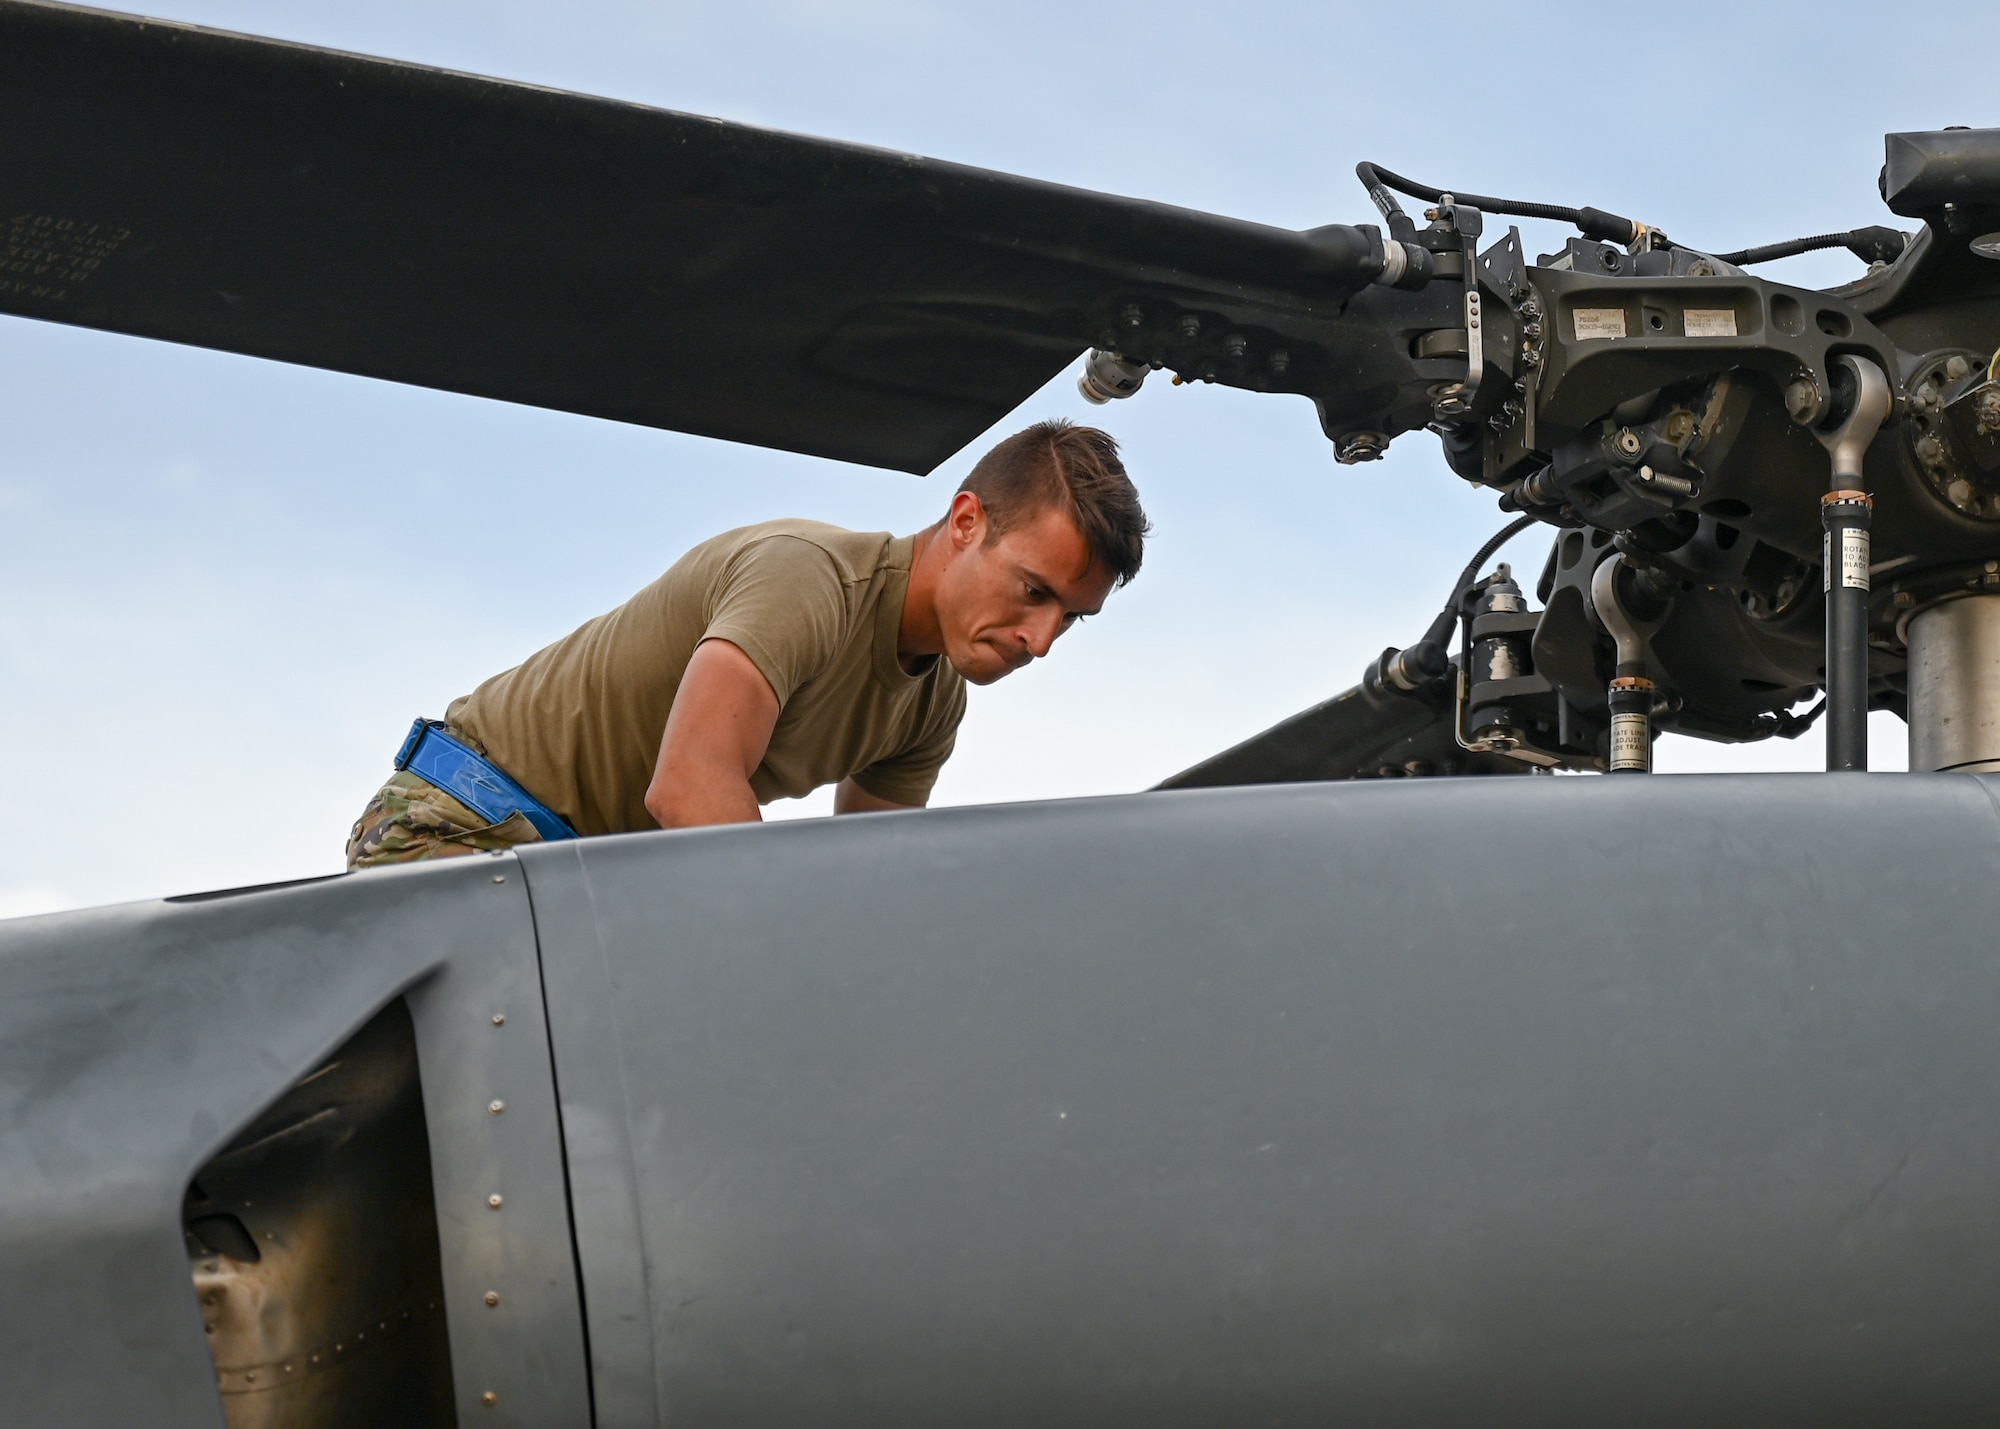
top-left (1018, 562), bottom-right (1104, 617)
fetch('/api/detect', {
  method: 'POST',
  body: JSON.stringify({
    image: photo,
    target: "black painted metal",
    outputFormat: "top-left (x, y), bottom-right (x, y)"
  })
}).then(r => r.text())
top-left (1825, 498), bottom-right (1873, 770)
top-left (0, 0), bottom-right (1382, 473)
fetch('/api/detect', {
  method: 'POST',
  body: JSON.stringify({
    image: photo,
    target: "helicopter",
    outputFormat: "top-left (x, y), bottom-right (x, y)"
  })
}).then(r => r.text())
top-left (7, 1), bottom-right (2000, 1425)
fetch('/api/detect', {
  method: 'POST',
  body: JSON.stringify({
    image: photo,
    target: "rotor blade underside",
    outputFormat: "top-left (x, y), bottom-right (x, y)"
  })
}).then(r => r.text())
top-left (1159, 679), bottom-right (1530, 789)
top-left (0, 1), bottom-right (1366, 472)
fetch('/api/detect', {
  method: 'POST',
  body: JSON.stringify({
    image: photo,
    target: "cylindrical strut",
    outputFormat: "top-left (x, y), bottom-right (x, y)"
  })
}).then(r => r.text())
top-left (1822, 490), bottom-right (1873, 771)
top-left (1907, 593), bottom-right (2000, 772)
top-left (1606, 676), bottom-right (1656, 774)
top-left (1811, 354), bottom-right (1892, 773)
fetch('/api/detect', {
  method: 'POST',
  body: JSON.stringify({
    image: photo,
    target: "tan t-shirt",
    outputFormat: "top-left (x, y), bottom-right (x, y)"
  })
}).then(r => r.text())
top-left (447, 520), bottom-right (966, 836)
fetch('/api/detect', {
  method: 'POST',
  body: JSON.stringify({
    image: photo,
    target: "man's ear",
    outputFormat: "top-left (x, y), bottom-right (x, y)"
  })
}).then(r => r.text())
top-left (946, 490), bottom-right (986, 551)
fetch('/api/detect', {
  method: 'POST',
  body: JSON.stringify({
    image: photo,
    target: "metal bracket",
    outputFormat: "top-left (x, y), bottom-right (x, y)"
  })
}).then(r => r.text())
top-left (1430, 200), bottom-right (1486, 422)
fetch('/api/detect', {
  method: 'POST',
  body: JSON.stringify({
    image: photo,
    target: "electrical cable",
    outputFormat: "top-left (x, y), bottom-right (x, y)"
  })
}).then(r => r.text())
top-left (1356, 162), bottom-right (1642, 247)
top-left (1768, 697), bottom-right (1826, 740)
top-left (1421, 514), bottom-right (1540, 650)
top-left (1713, 227), bottom-right (1906, 267)
top-left (1374, 515), bottom-right (1542, 694)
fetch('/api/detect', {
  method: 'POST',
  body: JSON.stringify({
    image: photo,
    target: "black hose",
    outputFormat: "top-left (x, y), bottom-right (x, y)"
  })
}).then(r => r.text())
top-left (1420, 515), bottom-right (1540, 650)
top-left (1713, 227), bottom-right (1906, 267)
top-left (1356, 163), bottom-right (1641, 247)
top-left (1770, 698), bottom-right (1826, 740)
top-left (1374, 516), bottom-right (1542, 694)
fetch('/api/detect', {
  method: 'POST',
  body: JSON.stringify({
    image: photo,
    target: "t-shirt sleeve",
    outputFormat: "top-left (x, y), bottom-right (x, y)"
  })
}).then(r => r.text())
top-left (849, 679), bottom-right (967, 807)
top-left (699, 537), bottom-right (850, 706)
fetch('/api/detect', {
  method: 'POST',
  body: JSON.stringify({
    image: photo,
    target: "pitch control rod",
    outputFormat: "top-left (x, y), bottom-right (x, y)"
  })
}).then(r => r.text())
top-left (1815, 355), bottom-right (1893, 771)
top-left (1591, 555), bottom-right (1668, 773)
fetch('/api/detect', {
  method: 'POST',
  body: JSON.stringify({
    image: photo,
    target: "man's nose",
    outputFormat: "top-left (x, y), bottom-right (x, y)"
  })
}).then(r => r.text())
top-left (1020, 610), bottom-right (1064, 659)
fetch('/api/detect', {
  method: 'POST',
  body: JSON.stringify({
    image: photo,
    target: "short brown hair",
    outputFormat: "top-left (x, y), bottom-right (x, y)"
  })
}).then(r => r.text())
top-left (957, 420), bottom-right (1150, 586)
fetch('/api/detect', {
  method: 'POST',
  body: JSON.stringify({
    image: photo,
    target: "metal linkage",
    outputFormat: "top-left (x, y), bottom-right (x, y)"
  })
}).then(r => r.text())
top-left (1814, 355), bottom-right (1893, 771)
top-left (1590, 555), bottom-right (1666, 774)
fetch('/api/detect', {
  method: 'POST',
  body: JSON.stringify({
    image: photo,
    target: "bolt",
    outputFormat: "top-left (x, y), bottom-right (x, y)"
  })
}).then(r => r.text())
top-left (1120, 304), bottom-right (1143, 327)
top-left (1268, 349), bottom-right (1290, 375)
top-left (1895, 590), bottom-right (1914, 605)
top-left (491, 1013), bottom-right (505, 1026)
top-left (1986, 560), bottom-right (1998, 573)
top-left (489, 1193), bottom-right (504, 1208)
top-left (1223, 334), bottom-right (1247, 359)
top-left (1947, 355), bottom-right (1972, 381)
top-left (1334, 431), bottom-right (1389, 465)
top-left (1949, 479), bottom-right (1975, 506)
top-left (484, 1291), bottom-right (501, 1307)
top-left (1615, 428), bottom-right (1644, 457)
top-left (1783, 379), bottom-right (1820, 424)
top-left (1521, 349), bottom-right (1542, 369)
top-left (1177, 315), bottom-right (1201, 339)
top-left (492, 875), bottom-right (505, 884)
top-left (1687, 258), bottom-right (1715, 277)
top-left (489, 1100), bottom-right (506, 1115)
top-left (1917, 434), bottom-right (1945, 462)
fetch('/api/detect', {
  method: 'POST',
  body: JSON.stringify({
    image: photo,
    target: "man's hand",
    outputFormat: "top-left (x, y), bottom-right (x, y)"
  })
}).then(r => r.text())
top-left (645, 639), bottom-right (780, 829)
top-left (833, 778), bottom-right (921, 816)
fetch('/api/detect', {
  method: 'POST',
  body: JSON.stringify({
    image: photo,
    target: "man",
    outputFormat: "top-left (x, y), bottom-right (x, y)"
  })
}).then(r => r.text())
top-left (346, 419), bottom-right (1148, 867)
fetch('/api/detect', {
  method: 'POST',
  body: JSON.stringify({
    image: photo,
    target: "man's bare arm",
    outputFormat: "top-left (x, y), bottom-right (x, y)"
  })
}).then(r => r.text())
top-left (833, 777), bottom-right (923, 815)
top-left (645, 639), bottom-right (781, 829)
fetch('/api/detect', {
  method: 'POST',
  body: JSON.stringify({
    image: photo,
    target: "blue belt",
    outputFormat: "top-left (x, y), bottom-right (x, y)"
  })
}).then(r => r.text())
top-left (394, 718), bottom-right (577, 843)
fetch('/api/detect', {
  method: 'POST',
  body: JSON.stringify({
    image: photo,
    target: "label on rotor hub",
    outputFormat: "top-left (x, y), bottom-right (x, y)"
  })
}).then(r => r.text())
top-left (1610, 711), bottom-right (1651, 772)
top-left (1684, 308), bottom-right (1738, 338)
top-left (1573, 308), bottom-right (1627, 340)
top-left (1822, 526), bottom-right (1871, 592)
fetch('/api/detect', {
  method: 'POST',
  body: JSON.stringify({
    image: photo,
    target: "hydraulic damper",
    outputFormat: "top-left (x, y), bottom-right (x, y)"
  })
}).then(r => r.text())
top-left (1814, 356), bottom-right (1892, 771)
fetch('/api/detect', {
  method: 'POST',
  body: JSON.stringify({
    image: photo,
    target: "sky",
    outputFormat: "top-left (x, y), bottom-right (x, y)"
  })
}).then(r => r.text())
top-left (4, 0), bottom-right (1984, 915)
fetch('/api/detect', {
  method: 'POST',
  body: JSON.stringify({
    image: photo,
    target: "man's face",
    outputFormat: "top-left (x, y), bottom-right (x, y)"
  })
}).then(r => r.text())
top-left (934, 493), bottom-right (1118, 686)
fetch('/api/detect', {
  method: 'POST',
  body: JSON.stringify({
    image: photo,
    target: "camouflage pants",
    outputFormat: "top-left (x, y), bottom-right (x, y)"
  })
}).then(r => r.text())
top-left (345, 769), bottom-right (545, 870)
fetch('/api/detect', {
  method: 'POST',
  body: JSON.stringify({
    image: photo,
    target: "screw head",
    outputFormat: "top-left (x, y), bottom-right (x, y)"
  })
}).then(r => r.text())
top-left (490, 1013), bottom-right (506, 1026)
top-left (482, 1391), bottom-right (499, 1407)
top-left (488, 1194), bottom-right (504, 1209)
top-left (492, 874), bottom-right (506, 884)
top-left (488, 1100), bottom-right (506, 1115)
top-left (484, 1291), bottom-right (501, 1307)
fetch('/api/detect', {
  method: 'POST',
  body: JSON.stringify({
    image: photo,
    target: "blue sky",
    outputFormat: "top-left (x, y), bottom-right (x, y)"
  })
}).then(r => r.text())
top-left (4, 0), bottom-right (1981, 913)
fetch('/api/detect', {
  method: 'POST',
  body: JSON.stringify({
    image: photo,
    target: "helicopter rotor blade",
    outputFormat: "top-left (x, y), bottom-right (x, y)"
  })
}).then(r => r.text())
top-left (1158, 675), bottom-right (1532, 789)
top-left (0, 0), bottom-right (1383, 474)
